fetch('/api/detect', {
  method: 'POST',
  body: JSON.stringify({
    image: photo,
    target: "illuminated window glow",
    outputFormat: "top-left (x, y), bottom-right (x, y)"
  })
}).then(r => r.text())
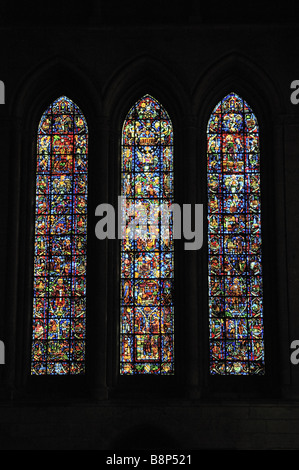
top-left (120, 95), bottom-right (174, 375)
top-left (207, 92), bottom-right (265, 375)
top-left (31, 96), bottom-right (88, 375)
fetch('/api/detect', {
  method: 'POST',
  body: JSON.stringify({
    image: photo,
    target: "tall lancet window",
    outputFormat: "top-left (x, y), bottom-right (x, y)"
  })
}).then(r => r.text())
top-left (31, 96), bottom-right (88, 375)
top-left (120, 95), bottom-right (174, 375)
top-left (207, 92), bottom-right (265, 375)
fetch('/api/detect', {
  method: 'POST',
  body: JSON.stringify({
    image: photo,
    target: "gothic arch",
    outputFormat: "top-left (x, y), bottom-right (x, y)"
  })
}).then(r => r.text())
top-left (192, 51), bottom-right (283, 122)
top-left (103, 54), bottom-right (189, 130)
top-left (102, 56), bottom-right (191, 393)
top-left (10, 55), bottom-right (101, 121)
top-left (5, 57), bottom-right (104, 396)
top-left (193, 52), bottom-right (286, 396)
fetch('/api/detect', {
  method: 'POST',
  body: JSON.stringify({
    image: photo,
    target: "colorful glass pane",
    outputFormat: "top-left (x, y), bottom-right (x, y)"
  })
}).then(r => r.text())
top-left (120, 95), bottom-right (174, 375)
top-left (207, 92), bottom-right (265, 375)
top-left (31, 96), bottom-right (88, 375)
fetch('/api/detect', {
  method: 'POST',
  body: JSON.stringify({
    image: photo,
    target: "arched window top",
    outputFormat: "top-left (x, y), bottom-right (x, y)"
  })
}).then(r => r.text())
top-left (120, 94), bottom-right (174, 375)
top-left (207, 92), bottom-right (265, 376)
top-left (31, 95), bottom-right (88, 376)
top-left (38, 95), bottom-right (88, 134)
top-left (125, 94), bottom-right (172, 121)
top-left (208, 92), bottom-right (259, 134)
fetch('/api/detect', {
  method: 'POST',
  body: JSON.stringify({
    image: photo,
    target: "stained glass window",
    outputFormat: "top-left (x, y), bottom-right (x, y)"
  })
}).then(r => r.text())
top-left (31, 96), bottom-right (88, 375)
top-left (207, 92), bottom-right (265, 375)
top-left (120, 94), bottom-right (174, 375)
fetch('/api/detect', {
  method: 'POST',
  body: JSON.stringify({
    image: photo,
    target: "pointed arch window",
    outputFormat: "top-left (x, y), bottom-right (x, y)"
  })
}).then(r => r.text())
top-left (207, 92), bottom-right (265, 375)
top-left (120, 94), bottom-right (174, 375)
top-left (31, 96), bottom-right (88, 375)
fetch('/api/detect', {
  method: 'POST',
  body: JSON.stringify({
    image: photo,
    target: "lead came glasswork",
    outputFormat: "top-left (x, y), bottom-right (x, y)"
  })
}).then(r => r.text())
top-left (31, 96), bottom-right (88, 375)
top-left (120, 95), bottom-right (174, 374)
top-left (207, 92), bottom-right (265, 375)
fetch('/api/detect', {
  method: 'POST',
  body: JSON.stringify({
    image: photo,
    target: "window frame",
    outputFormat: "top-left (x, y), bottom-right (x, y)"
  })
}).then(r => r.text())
top-left (119, 94), bottom-right (175, 377)
top-left (206, 92), bottom-right (265, 377)
top-left (14, 86), bottom-right (103, 400)
top-left (31, 95), bottom-right (89, 378)
top-left (106, 87), bottom-right (187, 399)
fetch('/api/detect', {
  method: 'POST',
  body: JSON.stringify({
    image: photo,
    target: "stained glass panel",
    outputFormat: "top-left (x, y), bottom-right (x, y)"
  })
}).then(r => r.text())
top-left (31, 96), bottom-right (88, 375)
top-left (207, 92), bottom-right (265, 375)
top-left (120, 95), bottom-right (174, 375)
